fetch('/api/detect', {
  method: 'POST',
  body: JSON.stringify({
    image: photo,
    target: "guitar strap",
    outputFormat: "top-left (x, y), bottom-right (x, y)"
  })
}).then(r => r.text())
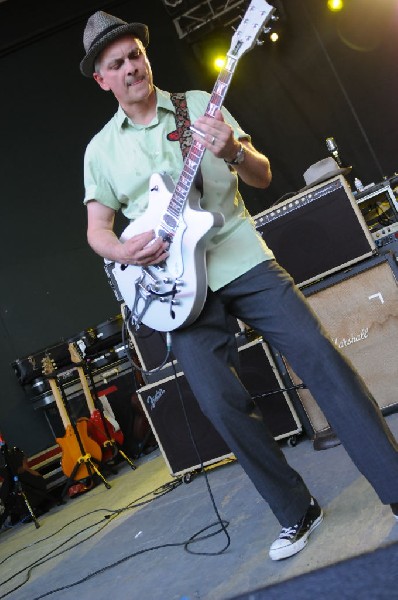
top-left (170, 92), bottom-right (203, 195)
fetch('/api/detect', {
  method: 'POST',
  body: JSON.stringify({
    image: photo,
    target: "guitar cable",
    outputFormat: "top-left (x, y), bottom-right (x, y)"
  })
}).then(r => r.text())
top-left (0, 478), bottom-right (181, 599)
top-left (0, 471), bottom-right (228, 599)
top-left (121, 315), bottom-right (231, 555)
top-left (121, 307), bottom-right (175, 379)
top-left (166, 355), bottom-right (231, 556)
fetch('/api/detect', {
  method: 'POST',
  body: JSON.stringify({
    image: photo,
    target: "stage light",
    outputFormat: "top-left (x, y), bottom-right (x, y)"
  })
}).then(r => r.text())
top-left (270, 32), bottom-right (279, 43)
top-left (214, 56), bottom-right (226, 71)
top-left (327, 0), bottom-right (344, 11)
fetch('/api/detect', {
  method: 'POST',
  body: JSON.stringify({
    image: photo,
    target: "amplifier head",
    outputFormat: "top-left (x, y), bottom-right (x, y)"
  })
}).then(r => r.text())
top-left (254, 175), bottom-right (375, 287)
top-left (354, 182), bottom-right (398, 240)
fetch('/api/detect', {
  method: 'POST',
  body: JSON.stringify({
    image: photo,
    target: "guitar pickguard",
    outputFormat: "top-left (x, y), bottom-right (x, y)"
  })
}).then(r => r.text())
top-left (111, 172), bottom-right (224, 332)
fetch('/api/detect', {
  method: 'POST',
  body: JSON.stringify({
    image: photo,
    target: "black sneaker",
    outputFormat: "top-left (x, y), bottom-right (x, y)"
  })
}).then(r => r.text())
top-left (269, 497), bottom-right (323, 561)
top-left (390, 503), bottom-right (398, 521)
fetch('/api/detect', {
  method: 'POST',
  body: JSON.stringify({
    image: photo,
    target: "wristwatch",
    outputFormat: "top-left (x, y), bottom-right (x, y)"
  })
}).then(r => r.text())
top-left (224, 142), bottom-right (245, 166)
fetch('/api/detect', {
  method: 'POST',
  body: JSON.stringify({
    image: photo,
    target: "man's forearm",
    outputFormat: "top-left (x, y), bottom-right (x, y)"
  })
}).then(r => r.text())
top-left (234, 143), bottom-right (272, 189)
top-left (87, 227), bottom-right (123, 262)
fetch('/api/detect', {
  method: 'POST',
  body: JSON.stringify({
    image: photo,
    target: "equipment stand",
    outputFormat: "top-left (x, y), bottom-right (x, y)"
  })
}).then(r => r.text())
top-left (50, 374), bottom-right (112, 500)
top-left (0, 444), bottom-right (40, 529)
top-left (85, 359), bottom-right (136, 470)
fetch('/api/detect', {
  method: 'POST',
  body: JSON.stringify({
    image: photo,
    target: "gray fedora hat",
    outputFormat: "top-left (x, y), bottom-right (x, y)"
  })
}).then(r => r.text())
top-left (301, 157), bottom-right (351, 191)
top-left (80, 11), bottom-right (149, 77)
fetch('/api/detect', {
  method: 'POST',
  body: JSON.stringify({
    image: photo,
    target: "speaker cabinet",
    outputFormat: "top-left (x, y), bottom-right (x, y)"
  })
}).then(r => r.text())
top-left (138, 373), bottom-right (233, 477)
top-left (282, 253), bottom-right (398, 436)
top-left (129, 318), bottom-right (241, 384)
top-left (254, 175), bottom-right (375, 287)
top-left (237, 339), bottom-right (302, 441)
top-left (137, 338), bottom-right (301, 477)
top-left (129, 324), bottom-right (175, 373)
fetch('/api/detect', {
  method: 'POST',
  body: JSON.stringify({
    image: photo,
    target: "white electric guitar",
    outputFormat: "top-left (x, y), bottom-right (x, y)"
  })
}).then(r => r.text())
top-left (106, 0), bottom-right (275, 332)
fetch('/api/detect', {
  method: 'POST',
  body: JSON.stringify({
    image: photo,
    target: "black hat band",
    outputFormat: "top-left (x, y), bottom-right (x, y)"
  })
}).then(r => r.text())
top-left (89, 22), bottom-right (127, 51)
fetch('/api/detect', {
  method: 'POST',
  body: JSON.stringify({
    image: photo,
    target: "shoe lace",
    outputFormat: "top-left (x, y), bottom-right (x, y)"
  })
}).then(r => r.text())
top-left (279, 523), bottom-right (300, 539)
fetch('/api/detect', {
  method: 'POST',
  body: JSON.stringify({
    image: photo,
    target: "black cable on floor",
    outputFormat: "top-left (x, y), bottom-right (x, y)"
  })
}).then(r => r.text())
top-left (166, 358), bottom-right (231, 557)
top-left (0, 478), bottom-right (181, 599)
top-left (2, 325), bottom-right (234, 598)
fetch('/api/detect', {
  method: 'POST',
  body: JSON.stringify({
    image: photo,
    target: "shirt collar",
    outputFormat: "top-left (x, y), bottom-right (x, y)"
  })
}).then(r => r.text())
top-left (116, 87), bottom-right (175, 129)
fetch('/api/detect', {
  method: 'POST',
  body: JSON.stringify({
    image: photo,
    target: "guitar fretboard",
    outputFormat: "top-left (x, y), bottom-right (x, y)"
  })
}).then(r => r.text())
top-left (154, 0), bottom-right (275, 241)
top-left (158, 60), bottom-right (238, 239)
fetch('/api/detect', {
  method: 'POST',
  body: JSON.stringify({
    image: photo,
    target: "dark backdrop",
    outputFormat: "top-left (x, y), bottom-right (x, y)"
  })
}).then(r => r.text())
top-left (0, 0), bottom-right (397, 454)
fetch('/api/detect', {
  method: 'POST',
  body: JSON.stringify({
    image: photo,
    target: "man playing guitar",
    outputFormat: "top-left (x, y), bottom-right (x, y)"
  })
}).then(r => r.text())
top-left (80, 8), bottom-right (398, 561)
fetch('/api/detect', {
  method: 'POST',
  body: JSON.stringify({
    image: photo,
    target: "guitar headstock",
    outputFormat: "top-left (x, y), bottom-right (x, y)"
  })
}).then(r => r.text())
top-left (68, 342), bottom-right (83, 365)
top-left (42, 355), bottom-right (56, 377)
top-left (228, 0), bottom-right (276, 60)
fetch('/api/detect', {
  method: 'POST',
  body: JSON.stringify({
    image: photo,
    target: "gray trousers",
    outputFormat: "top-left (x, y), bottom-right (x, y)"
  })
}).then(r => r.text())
top-left (171, 260), bottom-right (398, 526)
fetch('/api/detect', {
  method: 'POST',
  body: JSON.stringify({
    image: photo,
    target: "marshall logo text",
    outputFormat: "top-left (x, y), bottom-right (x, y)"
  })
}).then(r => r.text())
top-left (334, 327), bottom-right (369, 349)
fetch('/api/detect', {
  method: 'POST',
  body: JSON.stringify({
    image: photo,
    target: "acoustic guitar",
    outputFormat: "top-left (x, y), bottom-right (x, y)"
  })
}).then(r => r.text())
top-left (41, 356), bottom-right (103, 480)
top-left (105, 0), bottom-right (276, 332)
top-left (68, 342), bottom-right (124, 462)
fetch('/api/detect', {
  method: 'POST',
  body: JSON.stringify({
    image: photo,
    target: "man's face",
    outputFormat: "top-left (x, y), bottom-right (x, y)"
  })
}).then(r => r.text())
top-left (93, 34), bottom-right (154, 109)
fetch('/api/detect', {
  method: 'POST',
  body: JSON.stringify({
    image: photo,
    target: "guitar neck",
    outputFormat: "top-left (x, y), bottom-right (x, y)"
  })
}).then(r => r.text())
top-left (47, 376), bottom-right (71, 432)
top-left (68, 342), bottom-right (96, 415)
top-left (76, 364), bottom-right (96, 415)
top-left (159, 61), bottom-right (238, 239)
top-left (205, 59), bottom-right (237, 118)
top-left (158, 0), bottom-right (275, 240)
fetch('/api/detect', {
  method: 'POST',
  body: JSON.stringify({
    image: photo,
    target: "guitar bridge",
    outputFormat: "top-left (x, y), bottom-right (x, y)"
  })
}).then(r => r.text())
top-left (130, 268), bottom-right (180, 327)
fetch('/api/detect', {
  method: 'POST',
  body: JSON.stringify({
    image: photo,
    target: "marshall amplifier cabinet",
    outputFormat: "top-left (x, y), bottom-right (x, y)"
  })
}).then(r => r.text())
top-left (253, 175), bottom-right (376, 287)
top-left (279, 253), bottom-right (398, 438)
top-left (137, 337), bottom-right (302, 478)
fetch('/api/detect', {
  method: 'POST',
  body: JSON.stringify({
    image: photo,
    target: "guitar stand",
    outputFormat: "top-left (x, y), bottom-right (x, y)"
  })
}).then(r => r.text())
top-left (60, 452), bottom-right (111, 499)
top-left (85, 359), bottom-right (136, 471)
top-left (14, 477), bottom-right (41, 529)
top-left (55, 377), bottom-right (112, 499)
top-left (102, 439), bottom-right (136, 470)
top-left (0, 445), bottom-right (41, 529)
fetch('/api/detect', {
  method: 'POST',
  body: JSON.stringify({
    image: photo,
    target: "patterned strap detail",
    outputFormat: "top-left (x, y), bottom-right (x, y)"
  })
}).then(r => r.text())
top-left (170, 92), bottom-right (192, 160)
top-left (170, 92), bottom-right (203, 194)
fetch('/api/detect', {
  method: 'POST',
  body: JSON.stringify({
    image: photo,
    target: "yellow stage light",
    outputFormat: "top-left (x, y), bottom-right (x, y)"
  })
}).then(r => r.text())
top-left (270, 32), bottom-right (279, 43)
top-left (327, 0), bottom-right (344, 11)
top-left (213, 56), bottom-right (226, 71)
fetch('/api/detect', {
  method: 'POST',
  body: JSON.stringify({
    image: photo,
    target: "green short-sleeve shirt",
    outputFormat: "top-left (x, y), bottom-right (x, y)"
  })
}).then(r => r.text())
top-left (84, 87), bottom-right (273, 290)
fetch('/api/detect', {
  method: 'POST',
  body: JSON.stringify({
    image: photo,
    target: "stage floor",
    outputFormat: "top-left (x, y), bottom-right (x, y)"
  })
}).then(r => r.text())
top-left (1, 414), bottom-right (398, 600)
